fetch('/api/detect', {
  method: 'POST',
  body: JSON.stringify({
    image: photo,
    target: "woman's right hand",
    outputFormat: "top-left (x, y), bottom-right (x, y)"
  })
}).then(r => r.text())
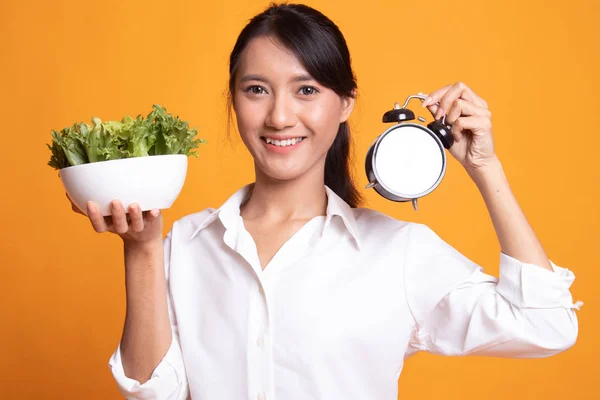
top-left (67, 193), bottom-right (163, 248)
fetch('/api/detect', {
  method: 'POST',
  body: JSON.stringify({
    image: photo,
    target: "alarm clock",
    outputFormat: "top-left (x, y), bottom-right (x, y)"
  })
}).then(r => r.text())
top-left (365, 93), bottom-right (454, 211)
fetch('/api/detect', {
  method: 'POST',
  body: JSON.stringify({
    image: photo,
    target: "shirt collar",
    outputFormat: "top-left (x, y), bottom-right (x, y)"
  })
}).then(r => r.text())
top-left (323, 185), bottom-right (362, 250)
top-left (189, 184), bottom-right (362, 249)
top-left (189, 184), bottom-right (252, 240)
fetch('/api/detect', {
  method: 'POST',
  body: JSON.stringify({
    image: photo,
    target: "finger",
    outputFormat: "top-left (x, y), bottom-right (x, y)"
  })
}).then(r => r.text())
top-left (72, 203), bottom-right (85, 215)
top-left (110, 200), bottom-right (130, 235)
top-left (128, 204), bottom-right (144, 233)
top-left (71, 201), bottom-right (85, 215)
top-left (451, 116), bottom-right (492, 140)
top-left (435, 83), bottom-right (471, 120)
top-left (447, 82), bottom-right (487, 109)
top-left (446, 99), bottom-right (491, 125)
top-left (87, 201), bottom-right (109, 233)
top-left (426, 104), bottom-right (440, 118)
top-left (421, 85), bottom-right (452, 108)
top-left (426, 82), bottom-right (488, 119)
top-left (146, 208), bottom-right (161, 223)
top-left (66, 193), bottom-right (85, 215)
top-left (459, 83), bottom-right (488, 109)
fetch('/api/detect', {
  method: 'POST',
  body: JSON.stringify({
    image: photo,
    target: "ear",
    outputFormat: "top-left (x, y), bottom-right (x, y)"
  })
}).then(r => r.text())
top-left (339, 89), bottom-right (356, 123)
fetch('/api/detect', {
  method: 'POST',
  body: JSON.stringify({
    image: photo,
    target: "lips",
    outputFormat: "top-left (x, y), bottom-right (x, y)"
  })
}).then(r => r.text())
top-left (260, 135), bottom-right (307, 153)
top-left (260, 136), bottom-right (306, 147)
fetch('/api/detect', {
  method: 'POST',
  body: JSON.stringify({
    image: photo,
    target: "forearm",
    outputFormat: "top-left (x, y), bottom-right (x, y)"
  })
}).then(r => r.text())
top-left (120, 241), bottom-right (173, 383)
top-left (468, 156), bottom-right (553, 271)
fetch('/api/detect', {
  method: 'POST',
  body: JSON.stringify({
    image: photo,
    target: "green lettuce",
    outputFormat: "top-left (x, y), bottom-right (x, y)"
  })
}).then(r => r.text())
top-left (47, 105), bottom-right (206, 170)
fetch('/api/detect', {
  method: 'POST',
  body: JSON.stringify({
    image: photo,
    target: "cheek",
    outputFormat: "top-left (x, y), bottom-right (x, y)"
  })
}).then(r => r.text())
top-left (302, 99), bottom-right (342, 143)
top-left (234, 98), bottom-right (263, 137)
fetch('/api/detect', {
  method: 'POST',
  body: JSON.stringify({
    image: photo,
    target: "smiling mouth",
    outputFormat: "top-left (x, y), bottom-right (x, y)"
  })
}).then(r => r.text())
top-left (260, 137), bottom-right (306, 147)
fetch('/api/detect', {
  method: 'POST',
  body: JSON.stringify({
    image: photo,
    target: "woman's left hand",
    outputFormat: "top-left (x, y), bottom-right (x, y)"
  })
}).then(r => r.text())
top-left (421, 82), bottom-right (496, 173)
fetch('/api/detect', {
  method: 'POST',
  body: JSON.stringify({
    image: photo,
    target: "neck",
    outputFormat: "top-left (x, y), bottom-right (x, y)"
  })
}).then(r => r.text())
top-left (241, 163), bottom-right (327, 222)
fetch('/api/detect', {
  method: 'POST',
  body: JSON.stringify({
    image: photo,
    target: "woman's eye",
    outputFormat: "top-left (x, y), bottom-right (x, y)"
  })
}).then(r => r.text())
top-left (243, 85), bottom-right (318, 96)
top-left (245, 85), bottom-right (266, 95)
top-left (300, 86), bottom-right (319, 96)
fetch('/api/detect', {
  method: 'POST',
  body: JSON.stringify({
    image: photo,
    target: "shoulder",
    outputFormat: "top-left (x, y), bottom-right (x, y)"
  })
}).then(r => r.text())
top-left (352, 207), bottom-right (446, 247)
top-left (352, 206), bottom-right (422, 232)
top-left (351, 206), bottom-right (415, 242)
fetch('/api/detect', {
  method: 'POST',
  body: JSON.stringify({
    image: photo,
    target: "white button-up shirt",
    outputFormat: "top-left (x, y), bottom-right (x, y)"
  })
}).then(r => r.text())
top-left (109, 185), bottom-right (582, 400)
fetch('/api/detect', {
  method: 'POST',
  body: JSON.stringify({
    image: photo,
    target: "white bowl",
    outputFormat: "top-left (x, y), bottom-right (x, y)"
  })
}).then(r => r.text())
top-left (60, 154), bottom-right (188, 216)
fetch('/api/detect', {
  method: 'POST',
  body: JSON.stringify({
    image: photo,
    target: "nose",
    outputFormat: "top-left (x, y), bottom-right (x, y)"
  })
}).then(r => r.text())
top-left (265, 93), bottom-right (297, 130)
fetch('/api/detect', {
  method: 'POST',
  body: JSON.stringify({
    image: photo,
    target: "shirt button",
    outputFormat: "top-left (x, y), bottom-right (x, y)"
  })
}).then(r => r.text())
top-left (256, 336), bottom-right (264, 347)
top-left (257, 392), bottom-right (266, 400)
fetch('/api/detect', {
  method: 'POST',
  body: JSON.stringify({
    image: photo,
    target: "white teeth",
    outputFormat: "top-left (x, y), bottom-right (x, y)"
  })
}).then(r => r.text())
top-left (264, 137), bottom-right (304, 147)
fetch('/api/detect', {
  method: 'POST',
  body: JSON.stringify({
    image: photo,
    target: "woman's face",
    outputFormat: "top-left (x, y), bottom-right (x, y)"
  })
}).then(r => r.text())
top-left (233, 35), bottom-right (354, 182)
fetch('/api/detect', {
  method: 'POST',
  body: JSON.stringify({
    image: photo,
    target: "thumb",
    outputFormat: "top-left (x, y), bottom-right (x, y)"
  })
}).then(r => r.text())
top-left (419, 92), bottom-right (440, 120)
top-left (426, 104), bottom-right (440, 119)
top-left (151, 209), bottom-right (161, 217)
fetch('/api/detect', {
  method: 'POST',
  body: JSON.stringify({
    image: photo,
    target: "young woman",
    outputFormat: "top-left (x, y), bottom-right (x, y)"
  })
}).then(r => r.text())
top-left (70, 3), bottom-right (582, 399)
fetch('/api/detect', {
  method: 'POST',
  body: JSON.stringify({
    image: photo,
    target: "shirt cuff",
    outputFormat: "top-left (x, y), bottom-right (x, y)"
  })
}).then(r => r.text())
top-left (496, 252), bottom-right (583, 310)
top-left (108, 333), bottom-right (187, 399)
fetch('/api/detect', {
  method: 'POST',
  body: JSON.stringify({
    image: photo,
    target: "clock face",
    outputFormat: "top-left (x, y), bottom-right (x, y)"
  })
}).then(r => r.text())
top-left (374, 124), bottom-right (445, 198)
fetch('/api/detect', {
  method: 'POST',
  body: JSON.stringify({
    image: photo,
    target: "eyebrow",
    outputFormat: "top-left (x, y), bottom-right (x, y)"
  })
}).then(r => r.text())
top-left (239, 73), bottom-right (315, 84)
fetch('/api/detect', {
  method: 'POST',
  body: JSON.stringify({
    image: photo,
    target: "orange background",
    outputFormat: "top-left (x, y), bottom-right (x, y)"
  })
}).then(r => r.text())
top-left (1, 0), bottom-right (598, 398)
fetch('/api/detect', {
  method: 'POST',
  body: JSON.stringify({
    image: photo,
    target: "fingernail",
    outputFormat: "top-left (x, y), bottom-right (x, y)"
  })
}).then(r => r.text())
top-left (421, 97), bottom-right (431, 107)
top-left (111, 200), bottom-right (119, 209)
top-left (151, 209), bottom-right (159, 217)
top-left (86, 201), bottom-right (96, 213)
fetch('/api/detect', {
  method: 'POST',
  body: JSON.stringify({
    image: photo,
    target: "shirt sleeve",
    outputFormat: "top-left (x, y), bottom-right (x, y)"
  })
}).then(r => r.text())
top-left (403, 223), bottom-right (582, 358)
top-left (108, 230), bottom-right (190, 400)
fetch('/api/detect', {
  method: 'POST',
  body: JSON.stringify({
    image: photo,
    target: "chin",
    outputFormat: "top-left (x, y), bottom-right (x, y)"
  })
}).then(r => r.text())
top-left (247, 138), bottom-right (326, 183)
top-left (258, 165), bottom-right (306, 183)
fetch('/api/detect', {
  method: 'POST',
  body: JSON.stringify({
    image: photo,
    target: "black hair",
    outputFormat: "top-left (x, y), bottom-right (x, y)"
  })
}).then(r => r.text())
top-left (227, 2), bottom-right (362, 207)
